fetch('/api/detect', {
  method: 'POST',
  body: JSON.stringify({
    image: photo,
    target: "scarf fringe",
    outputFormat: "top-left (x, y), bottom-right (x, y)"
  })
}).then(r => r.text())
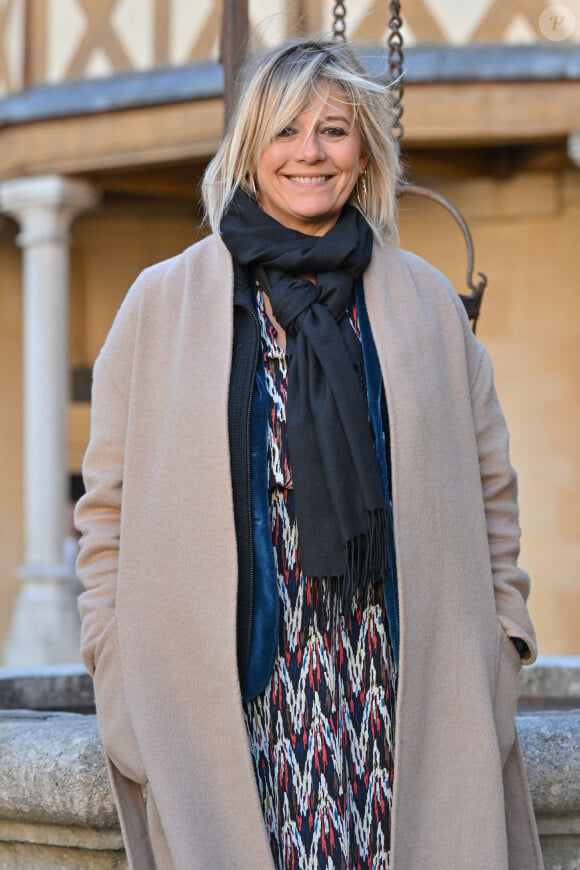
top-left (341, 508), bottom-right (390, 610)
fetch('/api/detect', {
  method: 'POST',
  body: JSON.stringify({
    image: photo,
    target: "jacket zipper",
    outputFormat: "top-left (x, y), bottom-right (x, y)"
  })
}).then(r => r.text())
top-left (238, 300), bottom-right (259, 690)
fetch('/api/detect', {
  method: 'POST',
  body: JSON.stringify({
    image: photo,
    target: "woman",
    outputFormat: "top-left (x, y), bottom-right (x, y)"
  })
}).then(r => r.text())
top-left (76, 39), bottom-right (543, 869)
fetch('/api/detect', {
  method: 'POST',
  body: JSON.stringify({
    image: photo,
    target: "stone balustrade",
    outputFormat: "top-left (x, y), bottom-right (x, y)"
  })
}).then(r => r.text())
top-left (0, 710), bottom-right (123, 868)
top-left (0, 660), bottom-right (578, 869)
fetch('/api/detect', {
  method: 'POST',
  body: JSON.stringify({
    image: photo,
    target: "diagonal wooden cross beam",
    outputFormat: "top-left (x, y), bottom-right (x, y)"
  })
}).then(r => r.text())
top-left (353, 0), bottom-right (446, 43)
top-left (472, 0), bottom-right (549, 40)
top-left (186, 2), bottom-right (221, 64)
top-left (66, 0), bottom-right (133, 79)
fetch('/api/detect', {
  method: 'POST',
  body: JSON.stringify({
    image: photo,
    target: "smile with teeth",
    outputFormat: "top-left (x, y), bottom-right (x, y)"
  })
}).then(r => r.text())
top-left (288, 175), bottom-right (330, 185)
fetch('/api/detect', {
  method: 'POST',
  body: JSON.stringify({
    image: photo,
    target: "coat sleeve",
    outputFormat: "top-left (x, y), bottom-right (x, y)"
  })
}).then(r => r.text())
top-left (466, 322), bottom-right (537, 662)
top-left (74, 272), bottom-right (141, 676)
top-left (74, 291), bottom-right (148, 785)
top-left (74, 348), bottom-right (128, 676)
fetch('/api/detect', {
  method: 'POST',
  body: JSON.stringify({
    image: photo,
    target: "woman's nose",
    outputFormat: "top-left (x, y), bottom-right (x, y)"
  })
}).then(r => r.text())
top-left (299, 132), bottom-right (324, 161)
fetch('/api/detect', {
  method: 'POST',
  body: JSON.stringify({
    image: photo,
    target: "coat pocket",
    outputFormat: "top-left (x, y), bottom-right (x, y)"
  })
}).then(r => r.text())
top-left (93, 617), bottom-right (147, 784)
top-left (493, 621), bottom-right (523, 767)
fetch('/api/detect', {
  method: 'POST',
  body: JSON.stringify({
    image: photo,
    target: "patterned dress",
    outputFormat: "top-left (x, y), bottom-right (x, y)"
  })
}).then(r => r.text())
top-left (243, 287), bottom-right (397, 870)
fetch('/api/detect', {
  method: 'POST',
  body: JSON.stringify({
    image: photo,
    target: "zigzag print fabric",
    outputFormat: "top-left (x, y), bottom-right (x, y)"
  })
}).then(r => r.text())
top-left (244, 288), bottom-right (397, 870)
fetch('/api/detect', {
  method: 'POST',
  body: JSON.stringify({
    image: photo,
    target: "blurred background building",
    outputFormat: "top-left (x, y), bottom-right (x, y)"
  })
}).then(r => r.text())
top-left (0, 0), bottom-right (579, 664)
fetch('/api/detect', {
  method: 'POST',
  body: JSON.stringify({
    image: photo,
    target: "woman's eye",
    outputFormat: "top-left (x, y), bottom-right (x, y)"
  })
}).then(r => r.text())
top-left (276, 126), bottom-right (296, 138)
top-left (324, 127), bottom-right (347, 137)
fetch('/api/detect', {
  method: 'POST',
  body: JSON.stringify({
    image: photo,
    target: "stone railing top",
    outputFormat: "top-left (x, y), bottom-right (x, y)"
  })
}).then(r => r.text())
top-left (518, 709), bottom-right (580, 815)
top-left (0, 708), bottom-right (578, 832)
top-left (0, 710), bottom-right (118, 830)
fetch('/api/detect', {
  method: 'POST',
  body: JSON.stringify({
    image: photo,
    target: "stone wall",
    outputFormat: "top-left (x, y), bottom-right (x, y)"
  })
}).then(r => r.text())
top-left (0, 711), bottom-right (124, 869)
top-left (519, 711), bottom-right (580, 869)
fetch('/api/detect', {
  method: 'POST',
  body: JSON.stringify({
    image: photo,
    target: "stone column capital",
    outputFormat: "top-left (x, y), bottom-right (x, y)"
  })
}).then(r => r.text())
top-left (0, 174), bottom-right (99, 246)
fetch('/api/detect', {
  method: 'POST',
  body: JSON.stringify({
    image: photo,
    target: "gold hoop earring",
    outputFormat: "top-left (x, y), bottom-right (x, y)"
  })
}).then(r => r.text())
top-left (356, 170), bottom-right (368, 214)
top-left (247, 173), bottom-right (260, 202)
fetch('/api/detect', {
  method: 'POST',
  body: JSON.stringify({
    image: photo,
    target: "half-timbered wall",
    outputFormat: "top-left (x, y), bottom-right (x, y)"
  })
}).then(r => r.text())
top-left (1, 0), bottom-right (579, 97)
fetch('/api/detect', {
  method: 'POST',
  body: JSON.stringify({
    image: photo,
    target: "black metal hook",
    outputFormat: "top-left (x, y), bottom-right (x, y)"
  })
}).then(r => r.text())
top-left (396, 183), bottom-right (487, 332)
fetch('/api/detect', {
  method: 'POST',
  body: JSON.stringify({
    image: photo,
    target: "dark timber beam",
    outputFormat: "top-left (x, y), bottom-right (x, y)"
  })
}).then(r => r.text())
top-left (220, 0), bottom-right (249, 128)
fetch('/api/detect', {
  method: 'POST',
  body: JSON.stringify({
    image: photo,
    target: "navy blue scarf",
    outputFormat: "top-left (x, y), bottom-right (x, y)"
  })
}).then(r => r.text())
top-left (221, 189), bottom-right (388, 603)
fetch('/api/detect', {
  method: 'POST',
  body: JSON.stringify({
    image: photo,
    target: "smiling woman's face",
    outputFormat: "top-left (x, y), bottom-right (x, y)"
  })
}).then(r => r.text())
top-left (255, 84), bottom-right (368, 236)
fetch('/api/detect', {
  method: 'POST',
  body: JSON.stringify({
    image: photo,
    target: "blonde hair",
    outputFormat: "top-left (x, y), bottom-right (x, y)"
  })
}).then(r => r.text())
top-left (202, 39), bottom-right (402, 239)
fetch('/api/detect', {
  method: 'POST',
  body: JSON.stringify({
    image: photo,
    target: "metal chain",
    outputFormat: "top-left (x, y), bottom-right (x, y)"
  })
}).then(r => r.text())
top-left (385, 2), bottom-right (486, 328)
top-left (325, 1), bottom-right (484, 326)
top-left (387, 0), bottom-right (404, 142)
top-left (332, 1), bottom-right (347, 42)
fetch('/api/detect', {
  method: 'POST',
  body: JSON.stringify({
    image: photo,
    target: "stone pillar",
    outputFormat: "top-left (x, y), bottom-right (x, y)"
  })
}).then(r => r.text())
top-left (0, 175), bottom-right (98, 665)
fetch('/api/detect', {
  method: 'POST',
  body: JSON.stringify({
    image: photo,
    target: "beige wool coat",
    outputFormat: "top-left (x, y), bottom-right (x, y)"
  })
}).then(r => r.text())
top-left (76, 233), bottom-right (544, 869)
